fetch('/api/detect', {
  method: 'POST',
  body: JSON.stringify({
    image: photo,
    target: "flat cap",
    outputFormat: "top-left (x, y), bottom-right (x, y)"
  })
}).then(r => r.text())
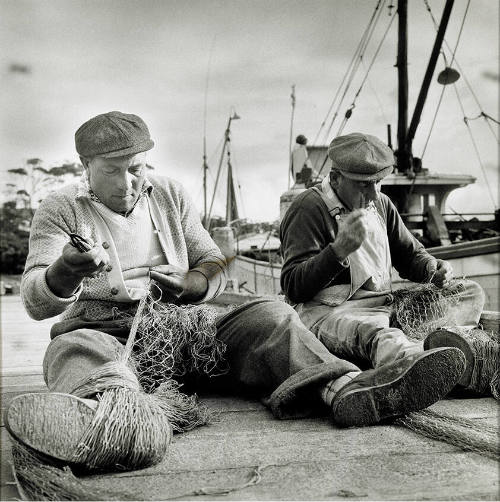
top-left (75, 111), bottom-right (154, 158)
top-left (328, 132), bottom-right (394, 181)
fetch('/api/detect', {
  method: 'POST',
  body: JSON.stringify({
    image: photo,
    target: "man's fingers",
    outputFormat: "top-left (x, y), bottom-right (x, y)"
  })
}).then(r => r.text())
top-left (149, 270), bottom-right (183, 293)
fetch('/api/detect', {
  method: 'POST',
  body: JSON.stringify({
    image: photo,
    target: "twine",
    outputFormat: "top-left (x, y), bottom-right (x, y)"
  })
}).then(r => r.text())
top-left (391, 281), bottom-right (464, 341)
top-left (396, 409), bottom-right (499, 460)
top-left (10, 282), bottom-right (224, 499)
top-left (455, 327), bottom-right (500, 397)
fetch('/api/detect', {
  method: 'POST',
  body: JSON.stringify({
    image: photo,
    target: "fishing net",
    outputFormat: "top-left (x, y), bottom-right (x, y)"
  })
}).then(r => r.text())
top-left (8, 287), bottom-right (227, 500)
top-left (390, 281), bottom-right (464, 341)
top-left (10, 441), bottom-right (123, 501)
top-left (125, 298), bottom-right (228, 393)
top-left (451, 326), bottom-right (500, 397)
top-left (396, 409), bottom-right (499, 461)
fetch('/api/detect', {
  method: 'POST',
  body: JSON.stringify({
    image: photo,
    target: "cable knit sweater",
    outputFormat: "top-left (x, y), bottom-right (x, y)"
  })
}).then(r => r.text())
top-left (21, 175), bottom-right (227, 326)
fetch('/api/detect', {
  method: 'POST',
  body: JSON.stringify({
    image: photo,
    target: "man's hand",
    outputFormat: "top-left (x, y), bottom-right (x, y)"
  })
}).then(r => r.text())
top-left (46, 240), bottom-right (110, 298)
top-left (330, 209), bottom-right (370, 262)
top-left (60, 242), bottom-right (110, 278)
top-left (429, 259), bottom-right (454, 288)
top-left (149, 265), bottom-right (208, 303)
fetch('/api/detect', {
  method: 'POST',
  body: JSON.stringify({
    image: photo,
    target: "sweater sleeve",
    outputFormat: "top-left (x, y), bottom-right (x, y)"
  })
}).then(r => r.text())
top-left (280, 191), bottom-right (350, 304)
top-left (384, 195), bottom-right (436, 282)
top-left (21, 194), bottom-right (82, 320)
top-left (176, 183), bottom-right (227, 303)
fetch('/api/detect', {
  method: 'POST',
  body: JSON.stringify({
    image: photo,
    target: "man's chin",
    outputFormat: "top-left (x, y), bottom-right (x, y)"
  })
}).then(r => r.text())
top-left (108, 197), bottom-right (137, 214)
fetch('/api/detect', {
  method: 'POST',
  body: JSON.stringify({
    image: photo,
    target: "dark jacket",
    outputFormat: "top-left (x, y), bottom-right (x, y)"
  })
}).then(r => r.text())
top-left (279, 188), bottom-right (436, 304)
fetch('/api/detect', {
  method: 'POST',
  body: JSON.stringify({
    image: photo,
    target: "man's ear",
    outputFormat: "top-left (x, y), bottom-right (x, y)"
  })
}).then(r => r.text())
top-left (80, 156), bottom-right (90, 169)
top-left (329, 170), bottom-right (338, 189)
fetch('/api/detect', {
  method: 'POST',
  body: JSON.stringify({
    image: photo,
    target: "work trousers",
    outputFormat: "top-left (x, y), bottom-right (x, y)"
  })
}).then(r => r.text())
top-left (296, 279), bottom-right (485, 370)
top-left (43, 299), bottom-right (359, 419)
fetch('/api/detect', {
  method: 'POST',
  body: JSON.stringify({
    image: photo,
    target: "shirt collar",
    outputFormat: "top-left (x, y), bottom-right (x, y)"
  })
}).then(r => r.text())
top-left (321, 176), bottom-right (346, 214)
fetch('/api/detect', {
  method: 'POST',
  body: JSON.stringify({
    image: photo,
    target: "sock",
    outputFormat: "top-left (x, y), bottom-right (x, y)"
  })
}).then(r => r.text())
top-left (320, 371), bottom-right (362, 407)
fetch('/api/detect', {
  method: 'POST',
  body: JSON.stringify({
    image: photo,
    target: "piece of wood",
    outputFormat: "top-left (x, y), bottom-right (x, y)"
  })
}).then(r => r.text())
top-left (480, 310), bottom-right (500, 333)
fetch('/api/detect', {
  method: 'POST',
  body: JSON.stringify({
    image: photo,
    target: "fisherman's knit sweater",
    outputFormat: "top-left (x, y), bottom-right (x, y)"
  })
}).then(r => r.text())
top-left (21, 175), bottom-right (227, 327)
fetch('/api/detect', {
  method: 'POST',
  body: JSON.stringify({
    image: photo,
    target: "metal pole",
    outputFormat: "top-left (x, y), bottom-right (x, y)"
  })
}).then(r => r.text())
top-left (202, 140), bottom-right (208, 228)
top-left (206, 117), bottom-right (231, 229)
top-left (406, 0), bottom-right (455, 152)
top-left (397, 0), bottom-right (410, 173)
top-left (288, 85), bottom-right (296, 189)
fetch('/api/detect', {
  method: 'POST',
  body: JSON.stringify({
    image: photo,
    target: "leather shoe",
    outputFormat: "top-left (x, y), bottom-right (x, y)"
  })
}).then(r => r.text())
top-left (331, 347), bottom-right (465, 427)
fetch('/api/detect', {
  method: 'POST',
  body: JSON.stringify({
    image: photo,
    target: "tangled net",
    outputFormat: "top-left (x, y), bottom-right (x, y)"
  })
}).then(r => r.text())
top-left (396, 409), bottom-right (499, 461)
top-left (11, 440), bottom-right (124, 501)
top-left (9, 288), bottom-right (227, 500)
top-left (126, 298), bottom-right (228, 393)
top-left (453, 326), bottom-right (500, 398)
top-left (391, 281), bottom-right (464, 341)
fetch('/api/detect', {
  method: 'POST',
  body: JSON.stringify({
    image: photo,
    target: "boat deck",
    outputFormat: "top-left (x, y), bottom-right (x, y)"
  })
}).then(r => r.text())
top-left (1, 295), bottom-right (499, 501)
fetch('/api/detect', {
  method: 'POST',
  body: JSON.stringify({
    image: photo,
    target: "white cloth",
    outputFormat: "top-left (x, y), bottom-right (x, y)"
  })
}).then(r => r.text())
top-left (310, 177), bottom-right (392, 307)
top-left (291, 144), bottom-right (313, 181)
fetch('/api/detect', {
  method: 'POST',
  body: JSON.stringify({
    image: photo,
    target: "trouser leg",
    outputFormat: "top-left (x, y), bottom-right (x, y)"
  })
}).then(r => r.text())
top-left (297, 297), bottom-right (422, 369)
top-left (313, 305), bottom-right (422, 368)
top-left (43, 329), bottom-right (125, 396)
top-left (214, 299), bottom-right (359, 417)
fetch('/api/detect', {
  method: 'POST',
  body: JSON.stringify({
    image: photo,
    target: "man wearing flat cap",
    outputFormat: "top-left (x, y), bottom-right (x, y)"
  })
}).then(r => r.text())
top-left (280, 132), bottom-right (485, 411)
top-left (9, 118), bottom-right (471, 470)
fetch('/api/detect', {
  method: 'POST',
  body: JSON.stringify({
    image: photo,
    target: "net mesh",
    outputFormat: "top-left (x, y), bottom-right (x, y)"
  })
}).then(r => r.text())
top-left (390, 281), bottom-right (464, 341)
top-left (454, 326), bottom-right (500, 396)
top-left (10, 441), bottom-right (123, 501)
top-left (396, 409), bottom-right (499, 460)
top-left (125, 298), bottom-right (229, 393)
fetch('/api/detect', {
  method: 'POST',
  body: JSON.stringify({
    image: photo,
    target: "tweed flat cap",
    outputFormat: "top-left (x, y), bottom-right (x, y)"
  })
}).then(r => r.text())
top-left (328, 132), bottom-right (394, 181)
top-left (75, 111), bottom-right (154, 158)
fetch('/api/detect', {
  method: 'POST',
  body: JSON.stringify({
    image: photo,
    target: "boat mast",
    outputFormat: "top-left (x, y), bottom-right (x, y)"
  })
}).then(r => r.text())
top-left (206, 111), bottom-right (240, 229)
top-left (288, 85), bottom-right (296, 189)
top-left (406, 0), bottom-right (455, 155)
top-left (396, 0), bottom-right (410, 174)
top-left (397, 0), bottom-right (455, 174)
top-left (203, 139), bottom-right (208, 228)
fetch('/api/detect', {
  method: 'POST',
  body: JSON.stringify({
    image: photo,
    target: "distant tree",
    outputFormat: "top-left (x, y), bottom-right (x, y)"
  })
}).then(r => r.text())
top-left (5, 158), bottom-right (83, 213)
top-left (0, 201), bottom-right (30, 274)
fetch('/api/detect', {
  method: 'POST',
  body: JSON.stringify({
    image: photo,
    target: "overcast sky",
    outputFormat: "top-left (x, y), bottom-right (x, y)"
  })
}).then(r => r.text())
top-left (1, 0), bottom-right (498, 220)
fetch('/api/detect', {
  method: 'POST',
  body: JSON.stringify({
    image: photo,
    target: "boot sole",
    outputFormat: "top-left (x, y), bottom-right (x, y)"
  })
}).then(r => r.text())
top-left (424, 329), bottom-right (474, 387)
top-left (333, 348), bottom-right (465, 427)
top-left (4, 393), bottom-right (95, 462)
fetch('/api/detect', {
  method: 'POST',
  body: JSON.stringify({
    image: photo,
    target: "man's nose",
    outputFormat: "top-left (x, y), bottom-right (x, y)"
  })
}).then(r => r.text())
top-left (116, 171), bottom-right (133, 192)
top-left (365, 183), bottom-right (379, 201)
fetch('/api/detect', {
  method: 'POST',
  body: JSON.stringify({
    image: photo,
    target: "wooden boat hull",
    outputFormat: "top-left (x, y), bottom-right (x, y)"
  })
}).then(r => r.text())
top-left (234, 236), bottom-right (500, 310)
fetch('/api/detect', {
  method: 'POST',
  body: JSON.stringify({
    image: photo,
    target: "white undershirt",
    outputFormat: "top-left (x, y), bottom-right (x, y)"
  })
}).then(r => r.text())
top-left (90, 195), bottom-right (167, 297)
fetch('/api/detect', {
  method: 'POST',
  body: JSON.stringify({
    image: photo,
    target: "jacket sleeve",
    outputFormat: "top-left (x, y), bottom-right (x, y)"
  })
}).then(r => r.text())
top-left (21, 194), bottom-right (81, 320)
top-left (280, 192), bottom-right (349, 304)
top-left (176, 183), bottom-right (227, 303)
top-left (384, 195), bottom-right (436, 283)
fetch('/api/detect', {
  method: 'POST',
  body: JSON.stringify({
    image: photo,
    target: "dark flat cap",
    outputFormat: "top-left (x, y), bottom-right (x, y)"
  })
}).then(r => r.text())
top-left (75, 111), bottom-right (154, 158)
top-left (328, 132), bottom-right (394, 181)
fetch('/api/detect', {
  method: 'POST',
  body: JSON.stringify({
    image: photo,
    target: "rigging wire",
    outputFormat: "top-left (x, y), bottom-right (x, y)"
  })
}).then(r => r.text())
top-left (421, 0), bottom-right (471, 158)
top-left (453, 83), bottom-right (497, 209)
top-left (335, 7), bottom-right (396, 137)
top-left (315, 2), bottom-right (395, 179)
top-left (363, 60), bottom-right (391, 125)
top-left (229, 147), bottom-right (246, 220)
top-left (322, 0), bottom-right (387, 143)
top-left (422, 0), bottom-right (498, 142)
top-left (313, 0), bottom-right (386, 147)
top-left (312, 0), bottom-right (382, 144)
